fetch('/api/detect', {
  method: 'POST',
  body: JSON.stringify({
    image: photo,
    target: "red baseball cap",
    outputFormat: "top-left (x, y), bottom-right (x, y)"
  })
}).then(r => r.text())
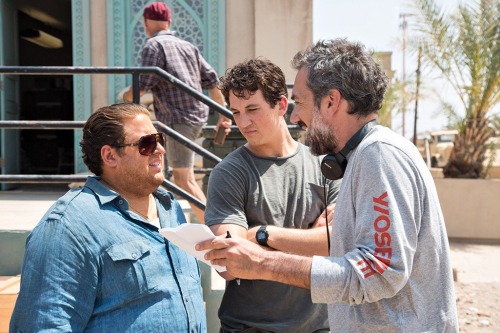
top-left (143, 2), bottom-right (171, 22)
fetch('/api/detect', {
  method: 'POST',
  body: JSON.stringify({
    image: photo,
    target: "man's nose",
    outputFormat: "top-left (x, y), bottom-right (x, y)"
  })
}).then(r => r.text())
top-left (155, 141), bottom-right (166, 154)
top-left (290, 107), bottom-right (300, 124)
top-left (239, 112), bottom-right (251, 127)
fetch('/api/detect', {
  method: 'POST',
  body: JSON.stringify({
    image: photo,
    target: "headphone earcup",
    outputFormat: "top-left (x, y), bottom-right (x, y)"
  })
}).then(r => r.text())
top-left (321, 154), bottom-right (347, 180)
top-left (319, 120), bottom-right (378, 180)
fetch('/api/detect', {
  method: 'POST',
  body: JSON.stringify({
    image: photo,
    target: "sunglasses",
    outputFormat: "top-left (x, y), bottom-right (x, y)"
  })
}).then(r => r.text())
top-left (115, 133), bottom-right (166, 156)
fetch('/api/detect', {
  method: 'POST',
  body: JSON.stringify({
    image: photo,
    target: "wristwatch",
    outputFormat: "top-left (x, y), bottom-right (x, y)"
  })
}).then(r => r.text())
top-left (256, 225), bottom-right (269, 247)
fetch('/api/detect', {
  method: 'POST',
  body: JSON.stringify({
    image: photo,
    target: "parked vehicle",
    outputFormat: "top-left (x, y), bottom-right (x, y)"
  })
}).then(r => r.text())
top-left (416, 130), bottom-right (500, 178)
top-left (417, 130), bottom-right (458, 168)
top-left (485, 136), bottom-right (500, 178)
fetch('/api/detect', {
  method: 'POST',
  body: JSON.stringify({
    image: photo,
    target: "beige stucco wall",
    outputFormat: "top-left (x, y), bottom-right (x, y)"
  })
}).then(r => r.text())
top-left (435, 178), bottom-right (500, 240)
top-left (88, 0), bottom-right (313, 111)
top-left (226, 0), bottom-right (313, 84)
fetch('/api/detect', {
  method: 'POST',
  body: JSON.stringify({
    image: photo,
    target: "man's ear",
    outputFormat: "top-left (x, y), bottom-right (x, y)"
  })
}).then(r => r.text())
top-left (277, 95), bottom-right (289, 116)
top-left (101, 146), bottom-right (118, 167)
top-left (327, 89), bottom-right (342, 114)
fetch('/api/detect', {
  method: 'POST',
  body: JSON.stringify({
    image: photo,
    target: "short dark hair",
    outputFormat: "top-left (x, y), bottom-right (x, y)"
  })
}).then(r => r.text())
top-left (291, 39), bottom-right (388, 116)
top-left (80, 103), bottom-right (151, 176)
top-left (219, 57), bottom-right (287, 108)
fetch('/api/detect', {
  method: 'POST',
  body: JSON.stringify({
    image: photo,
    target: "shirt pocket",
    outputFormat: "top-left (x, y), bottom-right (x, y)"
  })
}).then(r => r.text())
top-left (104, 239), bottom-right (161, 300)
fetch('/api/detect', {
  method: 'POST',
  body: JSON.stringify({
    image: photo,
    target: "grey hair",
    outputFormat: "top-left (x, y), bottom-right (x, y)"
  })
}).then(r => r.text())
top-left (291, 39), bottom-right (389, 116)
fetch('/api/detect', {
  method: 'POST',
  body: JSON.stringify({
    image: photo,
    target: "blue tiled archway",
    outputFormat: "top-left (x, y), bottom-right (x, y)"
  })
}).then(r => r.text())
top-left (71, 0), bottom-right (225, 172)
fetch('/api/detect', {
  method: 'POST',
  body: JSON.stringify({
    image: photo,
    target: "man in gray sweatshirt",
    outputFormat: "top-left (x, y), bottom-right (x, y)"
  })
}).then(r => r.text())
top-left (198, 39), bottom-right (459, 332)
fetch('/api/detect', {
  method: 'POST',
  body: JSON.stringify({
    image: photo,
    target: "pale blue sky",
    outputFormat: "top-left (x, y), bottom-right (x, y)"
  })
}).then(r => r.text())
top-left (313, 0), bottom-right (461, 137)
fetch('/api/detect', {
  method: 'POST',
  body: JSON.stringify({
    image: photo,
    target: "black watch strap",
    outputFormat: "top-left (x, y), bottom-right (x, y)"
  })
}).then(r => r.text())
top-left (256, 225), bottom-right (269, 247)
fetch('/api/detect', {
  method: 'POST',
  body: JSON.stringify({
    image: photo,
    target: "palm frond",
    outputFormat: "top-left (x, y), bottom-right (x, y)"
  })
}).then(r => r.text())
top-left (410, 0), bottom-right (500, 178)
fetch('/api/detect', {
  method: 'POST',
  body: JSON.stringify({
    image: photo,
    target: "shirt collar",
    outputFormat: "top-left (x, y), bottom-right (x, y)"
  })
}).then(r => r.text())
top-left (84, 176), bottom-right (119, 205)
top-left (153, 30), bottom-right (175, 38)
top-left (84, 176), bottom-right (173, 207)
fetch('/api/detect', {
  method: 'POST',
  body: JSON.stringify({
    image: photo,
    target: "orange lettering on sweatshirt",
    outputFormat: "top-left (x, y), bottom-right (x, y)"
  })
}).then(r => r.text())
top-left (371, 191), bottom-right (392, 275)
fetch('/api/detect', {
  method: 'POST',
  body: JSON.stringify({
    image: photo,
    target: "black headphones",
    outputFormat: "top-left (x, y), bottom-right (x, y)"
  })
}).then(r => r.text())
top-left (321, 120), bottom-right (378, 180)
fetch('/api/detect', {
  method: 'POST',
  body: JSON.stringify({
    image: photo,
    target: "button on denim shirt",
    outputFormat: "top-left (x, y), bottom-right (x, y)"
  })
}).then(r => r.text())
top-left (10, 177), bottom-right (206, 332)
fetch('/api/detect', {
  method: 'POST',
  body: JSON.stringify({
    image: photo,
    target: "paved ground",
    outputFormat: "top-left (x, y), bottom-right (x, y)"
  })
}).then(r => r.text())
top-left (449, 240), bottom-right (500, 332)
top-left (0, 188), bottom-right (65, 231)
top-left (449, 239), bottom-right (500, 283)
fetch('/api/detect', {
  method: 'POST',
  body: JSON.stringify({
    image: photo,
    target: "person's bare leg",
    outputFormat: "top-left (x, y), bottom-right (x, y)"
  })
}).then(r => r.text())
top-left (172, 167), bottom-right (206, 224)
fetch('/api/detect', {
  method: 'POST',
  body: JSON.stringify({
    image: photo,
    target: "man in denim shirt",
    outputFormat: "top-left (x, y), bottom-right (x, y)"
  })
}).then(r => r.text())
top-left (10, 103), bottom-right (206, 332)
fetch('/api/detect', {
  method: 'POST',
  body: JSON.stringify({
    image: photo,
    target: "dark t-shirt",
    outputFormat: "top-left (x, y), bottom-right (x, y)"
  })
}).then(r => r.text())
top-left (205, 143), bottom-right (340, 332)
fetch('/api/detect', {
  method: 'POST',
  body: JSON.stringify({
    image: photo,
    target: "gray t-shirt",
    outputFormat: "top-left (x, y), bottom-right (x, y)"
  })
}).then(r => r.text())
top-left (206, 143), bottom-right (340, 333)
top-left (310, 125), bottom-right (459, 332)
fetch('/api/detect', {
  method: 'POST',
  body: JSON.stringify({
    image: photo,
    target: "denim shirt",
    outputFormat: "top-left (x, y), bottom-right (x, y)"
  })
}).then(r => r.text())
top-left (10, 177), bottom-right (207, 333)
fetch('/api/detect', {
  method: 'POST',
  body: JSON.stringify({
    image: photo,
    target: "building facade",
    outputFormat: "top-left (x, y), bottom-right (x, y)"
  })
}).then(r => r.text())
top-left (0, 0), bottom-right (312, 176)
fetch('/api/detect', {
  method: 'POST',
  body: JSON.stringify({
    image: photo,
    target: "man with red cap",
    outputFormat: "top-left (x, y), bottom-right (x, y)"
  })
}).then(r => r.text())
top-left (125, 2), bottom-right (231, 224)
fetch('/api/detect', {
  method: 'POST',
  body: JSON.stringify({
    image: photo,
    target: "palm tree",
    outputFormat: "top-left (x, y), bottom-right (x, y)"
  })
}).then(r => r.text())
top-left (411, 0), bottom-right (500, 178)
top-left (379, 79), bottom-right (401, 128)
top-left (491, 114), bottom-right (500, 136)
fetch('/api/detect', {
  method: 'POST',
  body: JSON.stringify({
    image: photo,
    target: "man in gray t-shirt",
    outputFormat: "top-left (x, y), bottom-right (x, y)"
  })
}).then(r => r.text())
top-left (205, 58), bottom-right (340, 333)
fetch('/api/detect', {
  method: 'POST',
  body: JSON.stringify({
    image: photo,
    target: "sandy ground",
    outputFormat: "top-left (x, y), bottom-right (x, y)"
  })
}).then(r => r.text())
top-left (449, 240), bottom-right (500, 332)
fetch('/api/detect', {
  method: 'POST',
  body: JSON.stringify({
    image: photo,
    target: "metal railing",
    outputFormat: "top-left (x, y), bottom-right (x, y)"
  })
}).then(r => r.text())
top-left (0, 66), bottom-right (235, 209)
top-left (0, 66), bottom-right (233, 118)
top-left (0, 66), bottom-right (301, 209)
top-left (0, 119), bottom-right (237, 210)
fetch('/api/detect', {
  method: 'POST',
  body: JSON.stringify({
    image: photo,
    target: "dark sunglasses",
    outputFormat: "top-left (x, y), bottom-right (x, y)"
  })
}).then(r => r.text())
top-left (115, 133), bottom-right (166, 156)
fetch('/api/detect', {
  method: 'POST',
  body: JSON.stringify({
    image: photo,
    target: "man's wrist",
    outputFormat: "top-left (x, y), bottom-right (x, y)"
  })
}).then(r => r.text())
top-left (256, 225), bottom-right (270, 247)
top-left (123, 91), bottom-right (132, 103)
top-left (260, 250), bottom-right (312, 289)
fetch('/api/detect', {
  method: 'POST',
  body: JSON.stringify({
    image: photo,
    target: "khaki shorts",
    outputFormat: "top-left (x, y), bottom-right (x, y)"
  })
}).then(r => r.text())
top-left (166, 123), bottom-right (203, 168)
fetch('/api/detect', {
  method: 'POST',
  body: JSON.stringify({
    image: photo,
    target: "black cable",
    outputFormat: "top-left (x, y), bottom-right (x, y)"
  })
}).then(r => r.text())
top-left (323, 176), bottom-right (331, 253)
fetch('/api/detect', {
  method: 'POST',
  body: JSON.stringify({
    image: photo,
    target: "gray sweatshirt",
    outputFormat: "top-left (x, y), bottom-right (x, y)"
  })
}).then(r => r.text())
top-left (311, 125), bottom-right (459, 332)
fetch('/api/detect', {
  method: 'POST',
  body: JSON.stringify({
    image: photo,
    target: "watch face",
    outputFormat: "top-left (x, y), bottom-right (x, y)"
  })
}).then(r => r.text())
top-left (256, 227), bottom-right (268, 246)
